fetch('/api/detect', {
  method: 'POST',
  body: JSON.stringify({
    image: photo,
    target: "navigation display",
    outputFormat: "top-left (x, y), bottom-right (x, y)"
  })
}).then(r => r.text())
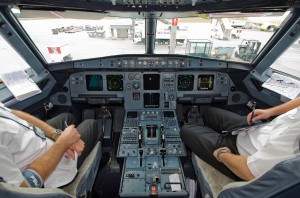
top-left (86, 75), bottom-right (103, 91)
top-left (107, 75), bottom-right (123, 91)
top-left (178, 75), bottom-right (194, 91)
top-left (144, 93), bottom-right (160, 108)
top-left (143, 74), bottom-right (160, 90)
top-left (197, 75), bottom-right (214, 90)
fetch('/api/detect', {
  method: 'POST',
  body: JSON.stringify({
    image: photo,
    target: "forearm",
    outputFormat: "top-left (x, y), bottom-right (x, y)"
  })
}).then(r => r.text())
top-left (20, 140), bottom-right (69, 187)
top-left (268, 97), bottom-right (300, 116)
top-left (11, 110), bottom-right (55, 138)
top-left (219, 153), bottom-right (254, 181)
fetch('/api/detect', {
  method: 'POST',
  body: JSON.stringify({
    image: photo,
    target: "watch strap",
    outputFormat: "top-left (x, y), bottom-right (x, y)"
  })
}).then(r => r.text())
top-left (216, 147), bottom-right (231, 161)
top-left (50, 129), bottom-right (62, 140)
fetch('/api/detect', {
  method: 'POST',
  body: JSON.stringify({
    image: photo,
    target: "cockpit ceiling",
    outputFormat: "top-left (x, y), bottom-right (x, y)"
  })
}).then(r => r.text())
top-left (5, 0), bottom-right (296, 13)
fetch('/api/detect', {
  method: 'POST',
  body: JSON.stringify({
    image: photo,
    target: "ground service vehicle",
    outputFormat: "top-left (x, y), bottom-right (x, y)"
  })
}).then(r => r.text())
top-left (235, 39), bottom-right (262, 62)
top-left (185, 39), bottom-right (213, 58)
top-left (0, 0), bottom-right (300, 198)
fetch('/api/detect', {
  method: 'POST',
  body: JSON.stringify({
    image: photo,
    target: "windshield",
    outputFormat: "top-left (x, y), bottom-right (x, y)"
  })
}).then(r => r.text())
top-left (14, 10), bottom-right (288, 64)
top-left (154, 13), bottom-right (289, 62)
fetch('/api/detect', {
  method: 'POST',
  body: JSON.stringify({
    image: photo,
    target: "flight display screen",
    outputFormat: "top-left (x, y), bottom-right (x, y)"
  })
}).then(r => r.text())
top-left (197, 75), bottom-right (214, 91)
top-left (144, 93), bottom-right (160, 108)
top-left (143, 74), bottom-right (160, 90)
top-left (178, 75), bottom-right (194, 91)
top-left (86, 75), bottom-right (103, 91)
top-left (107, 75), bottom-right (123, 91)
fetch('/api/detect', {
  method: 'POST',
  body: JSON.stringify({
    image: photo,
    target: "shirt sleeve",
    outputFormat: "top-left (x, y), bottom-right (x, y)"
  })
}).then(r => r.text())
top-left (247, 143), bottom-right (298, 178)
top-left (0, 102), bottom-right (11, 112)
top-left (0, 143), bottom-right (24, 186)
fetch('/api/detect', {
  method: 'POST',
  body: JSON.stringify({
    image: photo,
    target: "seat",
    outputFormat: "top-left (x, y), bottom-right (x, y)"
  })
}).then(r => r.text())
top-left (0, 141), bottom-right (102, 198)
top-left (192, 153), bottom-right (300, 198)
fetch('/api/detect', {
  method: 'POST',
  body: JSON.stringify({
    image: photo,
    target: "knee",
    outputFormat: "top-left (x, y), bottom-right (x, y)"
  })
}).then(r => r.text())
top-left (81, 119), bottom-right (103, 136)
top-left (180, 125), bottom-right (189, 140)
top-left (59, 112), bottom-right (74, 119)
top-left (81, 119), bottom-right (102, 128)
top-left (180, 123), bottom-right (199, 139)
top-left (203, 106), bottom-right (219, 118)
top-left (180, 124), bottom-right (191, 135)
top-left (56, 113), bottom-right (75, 123)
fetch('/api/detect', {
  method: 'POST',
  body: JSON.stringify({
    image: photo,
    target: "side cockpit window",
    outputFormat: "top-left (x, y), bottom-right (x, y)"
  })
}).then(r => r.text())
top-left (0, 34), bottom-right (41, 101)
top-left (270, 37), bottom-right (300, 78)
top-left (0, 34), bottom-right (30, 76)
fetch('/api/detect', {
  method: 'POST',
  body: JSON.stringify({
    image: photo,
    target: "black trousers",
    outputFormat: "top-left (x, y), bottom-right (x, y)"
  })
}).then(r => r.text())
top-left (46, 113), bottom-right (103, 168)
top-left (180, 107), bottom-right (248, 180)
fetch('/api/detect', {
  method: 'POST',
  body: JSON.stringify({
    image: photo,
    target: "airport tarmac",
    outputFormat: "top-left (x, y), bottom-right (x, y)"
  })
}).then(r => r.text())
top-left (0, 19), bottom-right (299, 76)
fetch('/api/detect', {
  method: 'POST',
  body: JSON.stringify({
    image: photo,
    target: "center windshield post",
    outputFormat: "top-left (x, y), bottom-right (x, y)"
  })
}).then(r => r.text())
top-left (145, 17), bottom-right (157, 54)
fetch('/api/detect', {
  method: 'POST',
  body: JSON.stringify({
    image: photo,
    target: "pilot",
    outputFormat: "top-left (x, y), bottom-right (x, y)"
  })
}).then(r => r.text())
top-left (0, 102), bottom-right (103, 188)
top-left (180, 97), bottom-right (300, 181)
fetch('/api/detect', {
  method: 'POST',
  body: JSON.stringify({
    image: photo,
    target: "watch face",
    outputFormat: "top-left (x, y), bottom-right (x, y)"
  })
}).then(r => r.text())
top-left (55, 129), bottom-right (62, 134)
top-left (219, 148), bottom-right (230, 154)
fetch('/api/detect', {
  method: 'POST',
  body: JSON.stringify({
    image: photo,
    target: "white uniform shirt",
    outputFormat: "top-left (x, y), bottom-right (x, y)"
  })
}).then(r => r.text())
top-left (0, 103), bottom-right (77, 187)
top-left (237, 107), bottom-right (300, 178)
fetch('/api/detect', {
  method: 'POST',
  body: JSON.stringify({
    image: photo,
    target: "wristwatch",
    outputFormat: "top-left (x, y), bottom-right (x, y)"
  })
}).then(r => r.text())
top-left (50, 129), bottom-right (62, 140)
top-left (216, 147), bottom-right (231, 161)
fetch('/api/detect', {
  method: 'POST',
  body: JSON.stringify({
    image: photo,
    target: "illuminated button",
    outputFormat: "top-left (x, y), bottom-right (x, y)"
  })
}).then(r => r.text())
top-left (133, 82), bottom-right (140, 89)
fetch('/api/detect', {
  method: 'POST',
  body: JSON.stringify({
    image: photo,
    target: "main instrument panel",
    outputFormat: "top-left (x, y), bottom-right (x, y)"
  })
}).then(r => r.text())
top-left (64, 56), bottom-right (244, 197)
top-left (70, 71), bottom-right (231, 108)
top-left (69, 56), bottom-right (236, 107)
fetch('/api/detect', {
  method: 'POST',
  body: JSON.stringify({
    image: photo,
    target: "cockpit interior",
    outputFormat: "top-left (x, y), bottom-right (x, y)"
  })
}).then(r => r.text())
top-left (0, 0), bottom-right (300, 197)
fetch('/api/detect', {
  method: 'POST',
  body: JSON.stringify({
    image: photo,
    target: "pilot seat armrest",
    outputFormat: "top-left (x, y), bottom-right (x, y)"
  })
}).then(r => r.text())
top-left (191, 153), bottom-right (235, 198)
top-left (221, 181), bottom-right (251, 191)
top-left (218, 156), bottom-right (300, 198)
